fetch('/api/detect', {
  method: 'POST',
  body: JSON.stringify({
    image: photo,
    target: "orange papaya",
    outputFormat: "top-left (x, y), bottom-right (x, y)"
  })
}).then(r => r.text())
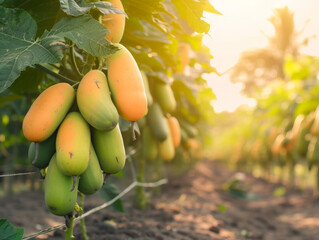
top-left (93, 124), bottom-right (126, 174)
top-left (77, 70), bottom-right (119, 131)
top-left (102, 0), bottom-right (126, 43)
top-left (146, 103), bottom-right (169, 142)
top-left (153, 81), bottom-right (176, 114)
top-left (106, 43), bottom-right (147, 122)
top-left (167, 116), bottom-right (181, 148)
top-left (23, 83), bottom-right (75, 142)
top-left (271, 133), bottom-right (285, 155)
top-left (158, 120), bottom-right (175, 162)
top-left (56, 112), bottom-right (91, 177)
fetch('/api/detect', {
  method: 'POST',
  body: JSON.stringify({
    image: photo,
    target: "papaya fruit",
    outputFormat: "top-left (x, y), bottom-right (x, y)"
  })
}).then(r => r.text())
top-left (152, 81), bottom-right (176, 114)
top-left (158, 120), bottom-right (175, 162)
top-left (93, 124), bottom-right (126, 174)
top-left (102, 0), bottom-right (125, 43)
top-left (180, 127), bottom-right (188, 143)
top-left (146, 102), bottom-right (169, 142)
top-left (271, 133), bottom-right (285, 155)
top-left (23, 83), bottom-right (75, 142)
top-left (77, 69), bottom-right (119, 131)
top-left (179, 119), bottom-right (198, 138)
top-left (295, 125), bottom-right (310, 157)
top-left (78, 145), bottom-right (104, 195)
top-left (140, 71), bottom-right (153, 107)
top-left (56, 112), bottom-right (91, 177)
top-left (183, 138), bottom-right (200, 151)
top-left (307, 136), bottom-right (319, 169)
top-left (142, 126), bottom-right (158, 162)
top-left (167, 116), bottom-right (181, 148)
top-left (28, 131), bottom-right (57, 169)
top-left (106, 43), bottom-right (147, 122)
top-left (44, 154), bottom-right (78, 216)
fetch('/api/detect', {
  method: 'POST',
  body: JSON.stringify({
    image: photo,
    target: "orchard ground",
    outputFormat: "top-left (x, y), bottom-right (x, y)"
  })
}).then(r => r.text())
top-left (1, 159), bottom-right (319, 240)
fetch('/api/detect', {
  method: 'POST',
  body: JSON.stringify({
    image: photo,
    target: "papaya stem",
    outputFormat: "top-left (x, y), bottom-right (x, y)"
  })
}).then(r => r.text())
top-left (135, 155), bottom-right (147, 209)
top-left (82, 54), bottom-right (96, 75)
top-left (64, 212), bottom-right (75, 240)
top-left (79, 193), bottom-right (89, 240)
top-left (70, 45), bottom-right (84, 79)
top-left (35, 64), bottom-right (78, 85)
top-left (32, 142), bottom-right (39, 165)
top-left (103, 173), bottom-right (110, 184)
top-left (131, 121), bottom-right (136, 141)
top-left (70, 175), bottom-right (77, 192)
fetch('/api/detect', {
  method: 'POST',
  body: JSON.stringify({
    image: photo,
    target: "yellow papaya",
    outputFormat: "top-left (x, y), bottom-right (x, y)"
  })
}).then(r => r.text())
top-left (168, 116), bottom-right (181, 148)
top-left (77, 70), bottom-right (119, 131)
top-left (56, 112), bottom-right (91, 177)
top-left (106, 43), bottom-right (147, 122)
top-left (45, 154), bottom-right (78, 216)
top-left (153, 81), bottom-right (176, 114)
top-left (158, 120), bottom-right (175, 162)
top-left (102, 0), bottom-right (126, 43)
top-left (78, 145), bottom-right (104, 195)
top-left (23, 83), bottom-right (75, 142)
top-left (93, 124), bottom-right (126, 174)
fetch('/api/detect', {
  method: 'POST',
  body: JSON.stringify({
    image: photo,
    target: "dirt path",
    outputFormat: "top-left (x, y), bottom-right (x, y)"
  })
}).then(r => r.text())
top-left (1, 160), bottom-right (319, 240)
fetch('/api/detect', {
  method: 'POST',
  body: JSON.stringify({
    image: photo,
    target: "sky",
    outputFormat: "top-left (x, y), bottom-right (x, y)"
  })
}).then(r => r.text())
top-left (202, 0), bottom-right (319, 113)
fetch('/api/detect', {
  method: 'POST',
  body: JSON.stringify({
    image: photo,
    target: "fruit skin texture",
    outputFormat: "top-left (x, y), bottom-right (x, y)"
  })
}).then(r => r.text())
top-left (23, 83), bottom-right (75, 142)
top-left (102, 0), bottom-right (125, 43)
top-left (78, 145), bottom-right (104, 195)
top-left (168, 116), bottom-right (181, 148)
top-left (77, 70), bottom-right (119, 131)
top-left (56, 112), bottom-right (91, 176)
top-left (158, 119), bottom-right (175, 162)
top-left (153, 81), bottom-right (176, 114)
top-left (140, 71), bottom-right (153, 107)
top-left (142, 126), bottom-right (158, 162)
top-left (45, 154), bottom-right (78, 216)
top-left (28, 131), bottom-right (57, 169)
top-left (106, 43), bottom-right (147, 122)
top-left (146, 103), bottom-right (169, 142)
top-left (93, 124), bottom-right (126, 174)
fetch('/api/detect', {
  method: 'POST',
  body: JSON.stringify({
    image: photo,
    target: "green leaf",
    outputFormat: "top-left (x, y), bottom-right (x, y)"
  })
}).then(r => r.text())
top-left (60, 0), bottom-right (127, 17)
top-left (99, 178), bottom-right (125, 213)
top-left (46, 15), bottom-right (118, 57)
top-left (0, 6), bottom-right (64, 93)
top-left (0, 219), bottom-right (24, 240)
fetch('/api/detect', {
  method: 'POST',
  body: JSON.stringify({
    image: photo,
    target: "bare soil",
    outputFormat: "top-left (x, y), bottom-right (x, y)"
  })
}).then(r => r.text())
top-left (1, 159), bottom-right (319, 240)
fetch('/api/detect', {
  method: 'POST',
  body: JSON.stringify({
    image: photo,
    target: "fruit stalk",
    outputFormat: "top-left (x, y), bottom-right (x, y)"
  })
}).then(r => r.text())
top-left (79, 193), bottom-right (89, 240)
top-left (64, 215), bottom-right (75, 240)
top-left (135, 155), bottom-right (147, 209)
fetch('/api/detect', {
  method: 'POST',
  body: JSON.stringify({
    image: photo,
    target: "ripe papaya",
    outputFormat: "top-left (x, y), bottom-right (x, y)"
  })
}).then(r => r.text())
top-left (44, 154), bottom-right (78, 216)
top-left (183, 138), bottom-right (200, 151)
top-left (77, 69), bottom-right (119, 131)
top-left (56, 112), bottom-right (91, 177)
top-left (179, 119), bottom-right (198, 138)
top-left (78, 145), bottom-right (104, 195)
top-left (142, 126), bottom-right (158, 162)
top-left (140, 71), bottom-right (153, 107)
top-left (146, 102), bottom-right (169, 142)
top-left (102, 0), bottom-right (126, 43)
top-left (152, 81), bottom-right (176, 114)
top-left (23, 83), bottom-right (75, 142)
top-left (93, 124), bottom-right (126, 174)
top-left (167, 116), bottom-right (181, 148)
top-left (28, 131), bottom-right (57, 169)
top-left (106, 43), bottom-right (147, 122)
top-left (158, 120), bottom-right (175, 162)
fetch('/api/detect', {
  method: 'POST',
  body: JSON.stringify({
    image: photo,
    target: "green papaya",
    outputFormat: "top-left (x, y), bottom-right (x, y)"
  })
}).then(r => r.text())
top-left (146, 103), bottom-right (169, 142)
top-left (158, 119), bottom-right (175, 162)
top-left (180, 127), bottom-right (188, 143)
top-left (45, 154), bottom-right (78, 216)
top-left (152, 81), bottom-right (176, 113)
top-left (93, 124), bottom-right (126, 174)
top-left (141, 71), bottom-right (153, 107)
top-left (56, 112), bottom-right (91, 177)
top-left (307, 136), bottom-right (319, 170)
top-left (78, 145), bottom-right (104, 195)
top-left (77, 70), bottom-right (119, 131)
top-left (296, 126), bottom-right (310, 157)
top-left (28, 131), bottom-right (57, 169)
top-left (179, 120), bottom-right (198, 138)
top-left (142, 126), bottom-right (158, 162)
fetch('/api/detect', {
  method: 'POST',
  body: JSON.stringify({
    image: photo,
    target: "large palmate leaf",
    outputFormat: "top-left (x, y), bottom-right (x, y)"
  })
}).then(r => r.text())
top-left (60, 0), bottom-right (126, 17)
top-left (0, 219), bottom-right (24, 240)
top-left (0, 6), bottom-right (64, 93)
top-left (46, 14), bottom-right (118, 57)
